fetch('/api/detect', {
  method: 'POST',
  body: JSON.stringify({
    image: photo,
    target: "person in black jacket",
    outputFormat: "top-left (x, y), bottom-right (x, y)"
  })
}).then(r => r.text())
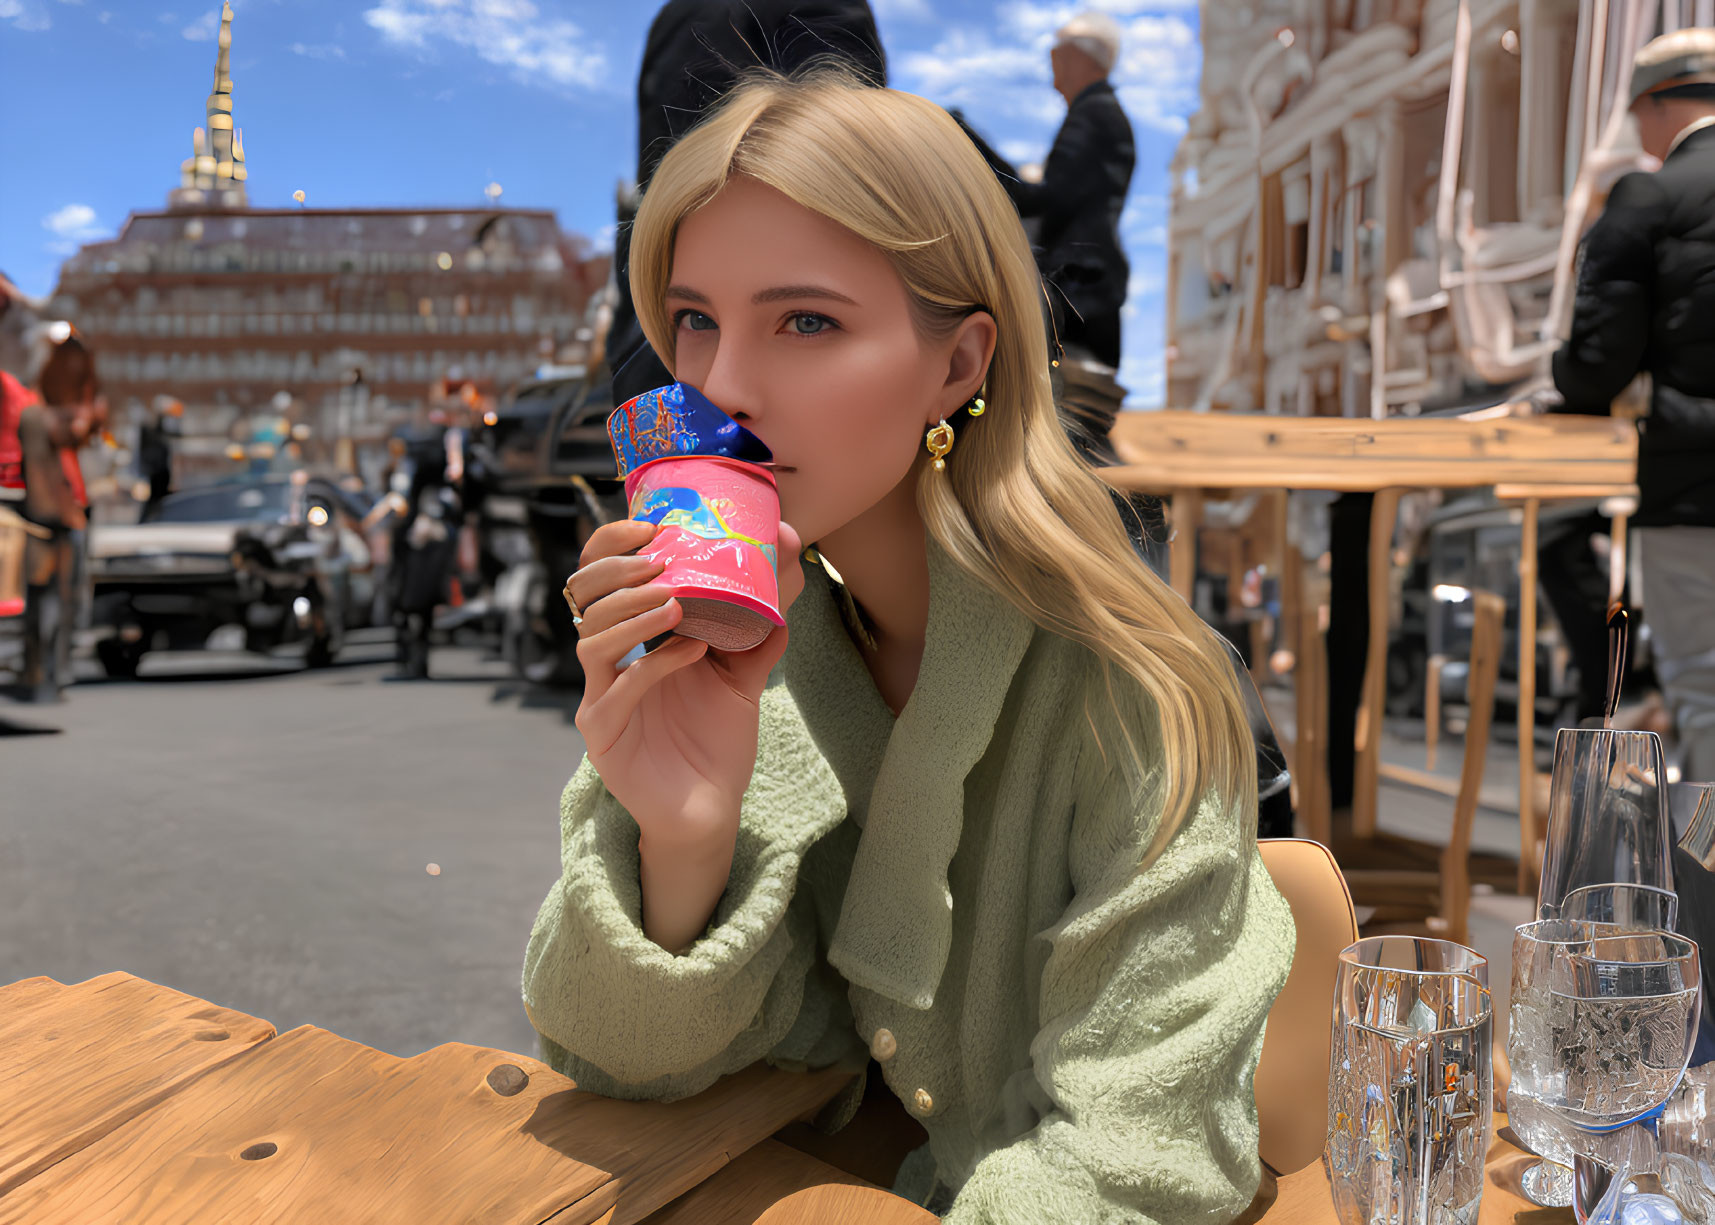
top-left (958, 12), bottom-right (1133, 376)
top-left (604, 0), bottom-right (887, 409)
top-left (1550, 28), bottom-right (1715, 781)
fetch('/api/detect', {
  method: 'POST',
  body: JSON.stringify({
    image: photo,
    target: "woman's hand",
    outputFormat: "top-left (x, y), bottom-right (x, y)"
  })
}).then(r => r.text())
top-left (568, 516), bottom-right (806, 856)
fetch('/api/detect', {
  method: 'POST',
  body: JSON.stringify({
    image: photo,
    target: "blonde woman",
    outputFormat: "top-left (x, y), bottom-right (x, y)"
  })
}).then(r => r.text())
top-left (523, 68), bottom-right (1294, 1223)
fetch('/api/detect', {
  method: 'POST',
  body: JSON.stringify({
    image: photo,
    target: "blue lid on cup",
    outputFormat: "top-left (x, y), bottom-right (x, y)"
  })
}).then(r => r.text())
top-left (607, 383), bottom-right (773, 477)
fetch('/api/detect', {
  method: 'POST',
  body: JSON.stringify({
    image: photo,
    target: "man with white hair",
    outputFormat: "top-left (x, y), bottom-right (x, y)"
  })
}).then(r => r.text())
top-left (962, 12), bottom-right (1133, 380)
top-left (1549, 28), bottom-right (1715, 783)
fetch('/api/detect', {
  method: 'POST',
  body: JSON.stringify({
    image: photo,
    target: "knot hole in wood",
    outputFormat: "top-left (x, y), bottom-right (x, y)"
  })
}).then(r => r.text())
top-left (486, 1064), bottom-right (529, 1097)
top-left (240, 1142), bottom-right (278, 1161)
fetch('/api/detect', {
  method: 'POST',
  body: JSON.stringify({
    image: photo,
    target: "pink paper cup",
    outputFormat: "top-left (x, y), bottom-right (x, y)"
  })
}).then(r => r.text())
top-left (625, 455), bottom-right (784, 651)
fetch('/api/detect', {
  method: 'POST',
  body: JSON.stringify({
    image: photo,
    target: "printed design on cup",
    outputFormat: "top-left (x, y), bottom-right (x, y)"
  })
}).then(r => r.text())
top-left (607, 383), bottom-right (772, 476)
top-left (630, 484), bottom-right (779, 574)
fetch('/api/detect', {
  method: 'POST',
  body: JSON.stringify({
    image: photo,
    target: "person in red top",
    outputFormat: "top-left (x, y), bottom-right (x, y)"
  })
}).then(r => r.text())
top-left (17, 329), bottom-right (100, 701)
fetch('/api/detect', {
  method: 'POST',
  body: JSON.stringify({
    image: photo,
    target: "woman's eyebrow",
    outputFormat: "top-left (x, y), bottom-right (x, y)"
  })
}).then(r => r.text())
top-left (665, 284), bottom-right (858, 307)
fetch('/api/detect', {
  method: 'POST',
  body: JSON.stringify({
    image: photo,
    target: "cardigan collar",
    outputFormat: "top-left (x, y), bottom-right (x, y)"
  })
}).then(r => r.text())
top-left (782, 534), bottom-right (1037, 1010)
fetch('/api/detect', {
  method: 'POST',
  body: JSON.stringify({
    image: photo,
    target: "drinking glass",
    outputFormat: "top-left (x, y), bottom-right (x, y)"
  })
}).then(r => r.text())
top-left (1518, 726), bottom-right (1676, 1208)
top-left (1538, 728), bottom-right (1673, 922)
top-left (1510, 921), bottom-right (1625, 1205)
top-left (1324, 936), bottom-right (1493, 1225)
top-left (1560, 883), bottom-right (1680, 930)
top-left (1659, 1064), bottom-right (1715, 1220)
top-left (1540, 930), bottom-right (1702, 1223)
top-left (1669, 782), bottom-right (1715, 1068)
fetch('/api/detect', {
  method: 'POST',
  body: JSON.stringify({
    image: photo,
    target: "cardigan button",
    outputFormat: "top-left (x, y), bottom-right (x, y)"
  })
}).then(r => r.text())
top-left (870, 1027), bottom-right (897, 1061)
top-left (913, 1087), bottom-right (935, 1115)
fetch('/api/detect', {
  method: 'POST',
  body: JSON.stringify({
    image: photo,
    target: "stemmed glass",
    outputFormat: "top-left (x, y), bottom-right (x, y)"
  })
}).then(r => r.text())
top-left (1515, 726), bottom-right (1676, 1207)
top-left (1539, 929), bottom-right (1702, 1223)
top-left (1510, 920), bottom-right (1624, 1205)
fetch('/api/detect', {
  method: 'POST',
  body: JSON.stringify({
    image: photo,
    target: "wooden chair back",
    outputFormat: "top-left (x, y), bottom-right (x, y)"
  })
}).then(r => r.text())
top-left (1254, 838), bottom-right (1360, 1176)
top-left (1437, 589), bottom-right (1505, 944)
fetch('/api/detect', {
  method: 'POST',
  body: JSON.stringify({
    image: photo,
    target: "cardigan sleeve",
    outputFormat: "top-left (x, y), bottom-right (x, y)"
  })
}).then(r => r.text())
top-left (942, 753), bottom-right (1297, 1225)
top-left (519, 684), bottom-right (865, 1102)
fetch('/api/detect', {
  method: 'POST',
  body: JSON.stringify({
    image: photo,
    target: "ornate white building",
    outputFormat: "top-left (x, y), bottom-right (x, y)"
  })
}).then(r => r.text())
top-left (1166, 0), bottom-right (1714, 416)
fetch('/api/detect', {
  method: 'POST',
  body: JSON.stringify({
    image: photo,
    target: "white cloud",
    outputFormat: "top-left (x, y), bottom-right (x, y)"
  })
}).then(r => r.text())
top-left (871, 0), bottom-right (934, 20)
top-left (288, 41), bottom-right (346, 60)
top-left (182, 8), bottom-right (216, 39)
top-left (894, 3), bottom-right (1196, 137)
top-left (363, 0), bottom-right (608, 92)
top-left (1, 0), bottom-right (51, 31)
top-left (42, 203), bottom-right (109, 255)
top-left (592, 222), bottom-right (617, 253)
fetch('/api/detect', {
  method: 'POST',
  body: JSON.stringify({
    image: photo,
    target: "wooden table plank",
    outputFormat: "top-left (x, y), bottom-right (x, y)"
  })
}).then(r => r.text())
top-left (640, 1139), bottom-right (938, 1225)
top-left (0, 973), bottom-right (276, 1198)
top-left (1107, 410), bottom-right (1636, 493)
top-left (0, 968), bottom-right (859, 1225)
top-left (0, 1025), bottom-right (626, 1225)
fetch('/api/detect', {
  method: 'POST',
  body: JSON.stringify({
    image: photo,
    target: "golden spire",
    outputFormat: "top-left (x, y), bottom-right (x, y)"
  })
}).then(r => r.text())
top-left (170, 4), bottom-right (248, 206)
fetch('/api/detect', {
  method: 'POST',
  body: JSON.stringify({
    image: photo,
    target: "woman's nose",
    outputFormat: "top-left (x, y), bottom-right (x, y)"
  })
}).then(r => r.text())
top-left (697, 342), bottom-right (761, 424)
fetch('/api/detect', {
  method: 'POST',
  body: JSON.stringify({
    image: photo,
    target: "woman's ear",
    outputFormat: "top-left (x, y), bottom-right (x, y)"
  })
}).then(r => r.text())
top-left (934, 311), bottom-right (997, 424)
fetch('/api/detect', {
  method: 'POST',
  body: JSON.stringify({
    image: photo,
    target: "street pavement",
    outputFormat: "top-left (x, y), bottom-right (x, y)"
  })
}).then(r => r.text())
top-left (1, 631), bottom-right (587, 1062)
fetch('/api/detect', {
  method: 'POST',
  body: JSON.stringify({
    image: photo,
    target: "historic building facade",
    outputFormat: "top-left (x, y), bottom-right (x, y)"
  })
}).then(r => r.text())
top-left (46, 3), bottom-right (608, 484)
top-left (1165, 0), bottom-right (1708, 417)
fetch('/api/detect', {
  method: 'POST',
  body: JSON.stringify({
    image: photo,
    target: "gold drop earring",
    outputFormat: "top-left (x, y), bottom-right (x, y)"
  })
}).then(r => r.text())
top-left (925, 419), bottom-right (955, 471)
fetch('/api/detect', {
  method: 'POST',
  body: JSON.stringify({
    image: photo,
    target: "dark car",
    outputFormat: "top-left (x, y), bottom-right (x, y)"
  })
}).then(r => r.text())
top-left (87, 473), bottom-right (377, 677)
top-left (476, 370), bottom-right (625, 685)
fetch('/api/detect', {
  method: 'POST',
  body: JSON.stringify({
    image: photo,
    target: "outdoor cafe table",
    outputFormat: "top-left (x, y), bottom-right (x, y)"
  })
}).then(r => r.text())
top-left (1108, 408), bottom-right (1638, 893)
top-left (0, 971), bottom-right (936, 1224)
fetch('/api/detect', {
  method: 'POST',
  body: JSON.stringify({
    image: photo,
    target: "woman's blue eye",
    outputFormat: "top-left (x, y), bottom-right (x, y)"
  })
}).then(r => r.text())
top-left (787, 312), bottom-right (835, 336)
top-left (674, 309), bottom-right (716, 332)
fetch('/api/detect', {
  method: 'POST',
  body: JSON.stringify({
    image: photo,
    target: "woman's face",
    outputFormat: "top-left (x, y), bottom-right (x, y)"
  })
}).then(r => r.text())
top-left (663, 175), bottom-right (989, 545)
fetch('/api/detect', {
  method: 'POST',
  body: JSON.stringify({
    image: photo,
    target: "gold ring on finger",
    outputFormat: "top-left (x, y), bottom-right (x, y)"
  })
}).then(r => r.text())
top-left (562, 576), bottom-right (584, 626)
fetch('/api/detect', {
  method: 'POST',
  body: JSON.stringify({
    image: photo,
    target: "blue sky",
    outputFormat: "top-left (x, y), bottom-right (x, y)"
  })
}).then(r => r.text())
top-left (0, 0), bottom-right (1199, 403)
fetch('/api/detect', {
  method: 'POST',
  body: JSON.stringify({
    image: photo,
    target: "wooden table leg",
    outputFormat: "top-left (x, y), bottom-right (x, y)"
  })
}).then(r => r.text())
top-left (1608, 508), bottom-right (1629, 608)
top-left (1518, 497), bottom-right (1540, 896)
top-left (1424, 654), bottom-right (1447, 772)
top-left (1352, 488), bottom-right (1402, 839)
top-left (1291, 547), bottom-right (1332, 846)
top-left (1170, 488), bottom-right (1203, 604)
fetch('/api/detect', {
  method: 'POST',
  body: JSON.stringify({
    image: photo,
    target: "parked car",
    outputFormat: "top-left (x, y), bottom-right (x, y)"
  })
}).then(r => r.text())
top-left (477, 370), bottom-right (625, 686)
top-left (87, 473), bottom-right (378, 677)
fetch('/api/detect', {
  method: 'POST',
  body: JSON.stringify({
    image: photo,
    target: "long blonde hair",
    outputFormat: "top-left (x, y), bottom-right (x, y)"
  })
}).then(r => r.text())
top-left (629, 67), bottom-right (1257, 862)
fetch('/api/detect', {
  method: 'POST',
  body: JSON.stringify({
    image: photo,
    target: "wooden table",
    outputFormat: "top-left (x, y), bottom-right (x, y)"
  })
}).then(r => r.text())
top-left (1252, 1113), bottom-right (1572, 1222)
top-left (0, 972), bottom-right (936, 1225)
top-left (1109, 408), bottom-right (1637, 890)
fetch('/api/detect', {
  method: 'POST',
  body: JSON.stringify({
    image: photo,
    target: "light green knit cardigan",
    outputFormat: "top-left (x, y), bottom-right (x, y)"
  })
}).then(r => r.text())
top-left (522, 539), bottom-right (1296, 1223)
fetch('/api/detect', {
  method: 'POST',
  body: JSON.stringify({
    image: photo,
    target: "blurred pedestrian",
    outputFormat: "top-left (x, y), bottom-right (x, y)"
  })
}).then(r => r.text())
top-left (953, 14), bottom-right (1168, 566)
top-left (18, 327), bottom-right (99, 702)
top-left (388, 410), bottom-right (462, 679)
top-left (1548, 28), bottom-right (1715, 780)
top-left (957, 13), bottom-right (1133, 398)
top-left (137, 396), bottom-right (182, 516)
top-left (604, 0), bottom-right (887, 407)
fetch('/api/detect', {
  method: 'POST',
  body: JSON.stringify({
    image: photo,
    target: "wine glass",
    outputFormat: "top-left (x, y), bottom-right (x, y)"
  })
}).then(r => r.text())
top-left (1324, 937), bottom-right (1492, 1225)
top-left (1541, 929), bottom-right (1701, 1223)
top-left (1517, 726), bottom-right (1676, 1208)
top-left (1560, 882), bottom-right (1680, 930)
top-left (1510, 920), bottom-right (1624, 1206)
